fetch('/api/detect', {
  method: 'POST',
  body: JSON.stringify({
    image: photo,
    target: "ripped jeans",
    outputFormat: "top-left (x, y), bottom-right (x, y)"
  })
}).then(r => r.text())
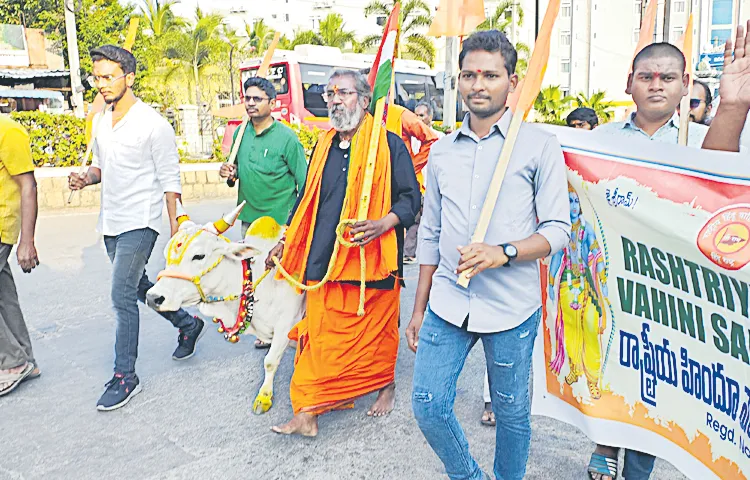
top-left (412, 306), bottom-right (540, 480)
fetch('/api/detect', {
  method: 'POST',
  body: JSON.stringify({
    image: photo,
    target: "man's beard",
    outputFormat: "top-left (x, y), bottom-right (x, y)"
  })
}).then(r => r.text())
top-left (466, 93), bottom-right (505, 119)
top-left (103, 85), bottom-right (127, 105)
top-left (329, 102), bottom-right (364, 132)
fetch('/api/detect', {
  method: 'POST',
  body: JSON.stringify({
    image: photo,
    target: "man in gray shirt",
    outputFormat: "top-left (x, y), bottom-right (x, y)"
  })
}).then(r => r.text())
top-left (406, 30), bottom-right (571, 480)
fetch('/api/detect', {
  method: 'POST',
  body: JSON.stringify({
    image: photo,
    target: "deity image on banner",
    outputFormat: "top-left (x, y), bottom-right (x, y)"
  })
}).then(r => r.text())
top-left (548, 182), bottom-right (612, 400)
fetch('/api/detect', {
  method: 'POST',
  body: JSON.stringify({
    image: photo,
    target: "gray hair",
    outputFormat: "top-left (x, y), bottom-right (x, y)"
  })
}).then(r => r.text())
top-left (328, 69), bottom-right (372, 104)
top-left (415, 101), bottom-right (434, 117)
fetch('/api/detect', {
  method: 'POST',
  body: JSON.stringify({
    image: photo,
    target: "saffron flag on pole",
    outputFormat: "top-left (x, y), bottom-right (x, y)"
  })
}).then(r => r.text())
top-left (618, 0), bottom-right (658, 120)
top-left (678, 14), bottom-right (694, 146)
top-left (507, 0), bottom-right (561, 118)
top-left (367, 2), bottom-right (400, 115)
top-left (428, 0), bottom-right (485, 37)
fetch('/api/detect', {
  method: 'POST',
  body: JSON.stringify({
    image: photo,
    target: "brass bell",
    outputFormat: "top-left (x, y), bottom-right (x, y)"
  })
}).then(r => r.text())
top-left (212, 318), bottom-right (219, 324)
top-left (229, 335), bottom-right (239, 343)
top-left (217, 327), bottom-right (224, 333)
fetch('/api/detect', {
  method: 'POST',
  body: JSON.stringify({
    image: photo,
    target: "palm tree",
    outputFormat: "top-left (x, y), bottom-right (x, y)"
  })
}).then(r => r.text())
top-left (317, 13), bottom-right (356, 49)
top-left (289, 29), bottom-right (323, 48)
top-left (476, 0), bottom-right (523, 32)
top-left (476, 1), bottom-right (529, 76)
top-left (363, 0), bottom-right (436, 67)
top-left (244, 19), bottom-right (276, 56)
top-left (164, 7), bottom-right (224, 105)
top-left (138, 0), bottom-right (184, 38)
top-left (575, 90), bottom-right (616, 122)
top-left (533, 85), bottom-right (573, 125)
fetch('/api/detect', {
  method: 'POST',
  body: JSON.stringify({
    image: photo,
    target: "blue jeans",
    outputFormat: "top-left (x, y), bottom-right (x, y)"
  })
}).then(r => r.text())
top-left (104, 228), bottom-right (196, 375)
top-left (623, 449), bottom-right (656, 479)
top-left (412, 307), bottom-right (541, 480)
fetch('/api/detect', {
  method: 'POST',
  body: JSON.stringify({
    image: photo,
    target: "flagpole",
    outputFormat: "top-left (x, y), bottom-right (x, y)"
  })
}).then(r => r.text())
top-left (442, 36), bottom-right (459, 130)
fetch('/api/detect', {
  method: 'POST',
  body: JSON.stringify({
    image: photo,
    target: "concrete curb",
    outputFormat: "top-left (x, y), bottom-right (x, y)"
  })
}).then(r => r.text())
top-left (36, 163), bottom-right (235, 211)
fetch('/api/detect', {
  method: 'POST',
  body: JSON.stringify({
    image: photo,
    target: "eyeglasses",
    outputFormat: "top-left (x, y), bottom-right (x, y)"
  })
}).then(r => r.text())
top-left (689, 98), bottom-right (705, 109)
top-left (322, 88), bottom-right (358, 102)
top-left (86, 73), bottom-right (127, 89)
top-left (245, 95), bottom-right (269, 104)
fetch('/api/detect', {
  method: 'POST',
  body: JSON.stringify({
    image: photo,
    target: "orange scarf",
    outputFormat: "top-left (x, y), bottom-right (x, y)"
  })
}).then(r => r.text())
top-left (278, 113), bottom-right (397, 284)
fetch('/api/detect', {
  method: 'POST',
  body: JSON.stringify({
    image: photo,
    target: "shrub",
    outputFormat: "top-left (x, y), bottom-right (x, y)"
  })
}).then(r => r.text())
top-left (10, 111), bottom-right (86, 167)
top-left (282, 120), bottom-right (321, 158)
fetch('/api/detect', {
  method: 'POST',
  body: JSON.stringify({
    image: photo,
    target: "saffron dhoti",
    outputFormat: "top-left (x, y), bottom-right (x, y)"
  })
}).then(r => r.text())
top-left (289, 282), bottom-right (400, 415)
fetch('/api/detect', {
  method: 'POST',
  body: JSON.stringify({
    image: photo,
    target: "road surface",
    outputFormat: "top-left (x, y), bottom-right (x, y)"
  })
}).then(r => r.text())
top-left (0, 200), bottom-right (686, 480)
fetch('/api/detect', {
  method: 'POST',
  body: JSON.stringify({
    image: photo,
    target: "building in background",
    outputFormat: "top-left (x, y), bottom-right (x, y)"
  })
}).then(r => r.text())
top-left (168, 1), bottom-right (747, 117)
top-left (0, 24), bottom-right (68, 113)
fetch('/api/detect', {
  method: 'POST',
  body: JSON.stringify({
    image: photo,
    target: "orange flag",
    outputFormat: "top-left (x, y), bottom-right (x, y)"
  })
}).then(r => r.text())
top-left (678, 14), bottom-right (694, 146)
top-left (632, 0), bottom-right (659, 70)
top-left (428, 0), bottom-right (485, 37)
top-left (509, 0), bottom-right (560, 118)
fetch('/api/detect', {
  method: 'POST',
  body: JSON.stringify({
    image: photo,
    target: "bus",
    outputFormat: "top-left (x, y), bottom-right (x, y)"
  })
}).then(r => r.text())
top-left (237, 44), bottom-right (444, 129)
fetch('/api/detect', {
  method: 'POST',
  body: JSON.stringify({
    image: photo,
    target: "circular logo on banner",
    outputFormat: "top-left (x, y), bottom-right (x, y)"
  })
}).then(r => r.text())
top-left (697, 205), bottom-right (750, 270)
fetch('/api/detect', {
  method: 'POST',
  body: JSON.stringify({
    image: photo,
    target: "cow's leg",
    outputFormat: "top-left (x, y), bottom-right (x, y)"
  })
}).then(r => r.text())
top-left (252, 328), bottom-right (289, 415)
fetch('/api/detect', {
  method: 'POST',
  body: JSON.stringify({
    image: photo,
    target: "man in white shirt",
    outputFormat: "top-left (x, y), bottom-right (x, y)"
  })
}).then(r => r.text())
top-left (69, 45), bottom-right (204, 411)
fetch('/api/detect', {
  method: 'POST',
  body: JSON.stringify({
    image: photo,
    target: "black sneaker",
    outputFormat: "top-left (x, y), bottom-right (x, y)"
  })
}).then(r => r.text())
top-left (96, 373), bottom-right (141, 411)
top-left (172, 318), bottom-right (205, 361)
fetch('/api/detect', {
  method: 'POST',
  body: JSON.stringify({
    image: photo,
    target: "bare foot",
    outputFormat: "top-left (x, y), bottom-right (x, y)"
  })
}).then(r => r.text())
top-left (590, 444), bottom-right (618, 480)
top-left (481, 402), bottom-right (496, 426)
top-left (367, 383), bottom-right (396, 417)
top-left (271, 413), bottom-right (318, 437)
top-left (0, 363), bottom-right (29, 392)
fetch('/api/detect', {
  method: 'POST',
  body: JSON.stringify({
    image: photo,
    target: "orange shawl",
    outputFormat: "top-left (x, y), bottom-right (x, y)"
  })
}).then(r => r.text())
top-left (278, 113), bottom-right (398, 284)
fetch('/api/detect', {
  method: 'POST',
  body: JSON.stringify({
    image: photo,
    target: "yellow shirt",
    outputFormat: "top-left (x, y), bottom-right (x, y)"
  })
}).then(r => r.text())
top-left (0, 115), bottom-right (34, 245)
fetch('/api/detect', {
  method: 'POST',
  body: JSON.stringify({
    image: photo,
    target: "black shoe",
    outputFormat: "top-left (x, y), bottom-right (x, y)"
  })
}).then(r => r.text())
top-left (96, 373), bottom-right (141, 411)
top-left (172, 318), bottom-right (205, 361)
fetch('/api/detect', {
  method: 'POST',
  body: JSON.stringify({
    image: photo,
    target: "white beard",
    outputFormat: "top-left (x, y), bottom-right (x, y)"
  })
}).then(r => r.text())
top-left (329, 102), bottom-right (365, 132)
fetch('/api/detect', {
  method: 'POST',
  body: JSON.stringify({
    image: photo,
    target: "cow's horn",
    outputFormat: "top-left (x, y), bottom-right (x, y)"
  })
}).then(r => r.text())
top-left (176, 199), bottom-right (190, 227)
top-left (212, 201), bottom-right (246, 234)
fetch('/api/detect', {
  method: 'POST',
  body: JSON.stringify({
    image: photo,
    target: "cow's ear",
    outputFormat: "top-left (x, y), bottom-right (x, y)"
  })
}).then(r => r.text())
top-left (218, 242), bottom-right (261, 260)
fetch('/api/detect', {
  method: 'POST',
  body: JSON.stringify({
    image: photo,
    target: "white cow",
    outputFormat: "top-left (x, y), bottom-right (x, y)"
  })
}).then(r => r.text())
top-left (146, 201), bottom-right (305, 414)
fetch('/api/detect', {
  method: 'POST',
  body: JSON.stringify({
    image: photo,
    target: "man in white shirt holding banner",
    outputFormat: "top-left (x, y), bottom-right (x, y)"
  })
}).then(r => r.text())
top-left (69, 45), bottom-right (204, 412)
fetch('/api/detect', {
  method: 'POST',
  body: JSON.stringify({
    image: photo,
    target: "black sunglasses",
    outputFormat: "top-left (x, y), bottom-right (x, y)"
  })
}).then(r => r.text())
top-left (689, 98), bottom-right (704, 109)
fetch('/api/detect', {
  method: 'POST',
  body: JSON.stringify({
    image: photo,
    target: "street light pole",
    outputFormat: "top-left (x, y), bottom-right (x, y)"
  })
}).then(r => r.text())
top-left (442, 36), bottom-right (459, 130)
top-left (63, 0), bottom-right (84, 117)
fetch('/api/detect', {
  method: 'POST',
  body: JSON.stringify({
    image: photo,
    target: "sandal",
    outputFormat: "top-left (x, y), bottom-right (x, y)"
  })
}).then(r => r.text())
top-left (481, 402), bottom-right (496, 427)
top-left (0, 362), bottom-right (35, 397)
top-left (588, 452), bottom-right (618, 479)
top-left (254, 339), bottom-right (271, 350)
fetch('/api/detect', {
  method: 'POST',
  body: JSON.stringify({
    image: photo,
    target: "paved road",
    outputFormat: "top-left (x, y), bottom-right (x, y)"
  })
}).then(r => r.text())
top-left (0, 200), bottom-right (686, 480)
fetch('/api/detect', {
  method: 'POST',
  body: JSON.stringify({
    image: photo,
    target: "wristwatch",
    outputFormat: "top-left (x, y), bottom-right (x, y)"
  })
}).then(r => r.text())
top-left (500, 243), bottom-right (518, 267)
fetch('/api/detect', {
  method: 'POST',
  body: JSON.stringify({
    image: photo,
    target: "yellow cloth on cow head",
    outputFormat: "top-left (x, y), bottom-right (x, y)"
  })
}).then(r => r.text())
top-left (278, 112), bottom-right (397, 285)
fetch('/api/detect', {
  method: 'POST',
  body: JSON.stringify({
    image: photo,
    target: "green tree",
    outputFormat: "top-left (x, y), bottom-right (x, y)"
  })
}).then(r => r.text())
top-left (533, 85), bottom-right (573, 125)
top-left (476, 0), bottom-right (523, 32)
top-left (0, 0), bottom-right (57, 26)
top-left (476, 1), bottom-right (529, 76)
top-left (574, 90), bottom-right (616, 122)
top-left (137, 0), bottom-right (184, 38)
top-left (244, 18), bottom-right (276, 56)
top-left (363, 0), bottom-right (436, 67)
top-left (317, 13), bottom-right (355, 49)
top-left (164, 7), bottom-right (225, 105)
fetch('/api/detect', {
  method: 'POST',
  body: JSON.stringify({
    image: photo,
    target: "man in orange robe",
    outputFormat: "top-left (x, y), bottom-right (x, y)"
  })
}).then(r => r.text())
top-left (267, 69), bottom-right (420, 437)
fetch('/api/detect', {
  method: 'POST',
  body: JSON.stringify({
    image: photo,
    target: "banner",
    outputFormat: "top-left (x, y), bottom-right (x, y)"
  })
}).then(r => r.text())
top-left (532, 126), bottom-right (750, 480)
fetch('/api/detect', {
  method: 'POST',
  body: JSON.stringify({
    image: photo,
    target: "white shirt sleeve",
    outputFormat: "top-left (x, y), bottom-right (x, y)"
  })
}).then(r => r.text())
top-left (150, 119), bottom-right (182, 194)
